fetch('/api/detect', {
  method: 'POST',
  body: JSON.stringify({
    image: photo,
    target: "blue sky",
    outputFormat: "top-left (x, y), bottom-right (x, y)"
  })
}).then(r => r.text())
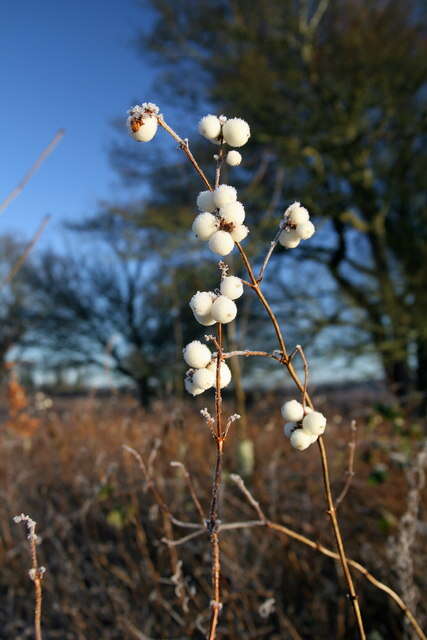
top-left (1, 0), bottom-right (158, 245)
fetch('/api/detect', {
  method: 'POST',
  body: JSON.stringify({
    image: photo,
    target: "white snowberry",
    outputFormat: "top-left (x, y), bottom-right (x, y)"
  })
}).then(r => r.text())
top-left (196, 190), bottom-right (216, 212)
top-left (192, 367), bottom-right (215, 391)
top-left (302, 411), bottom-right (326, 436)
top-left (278, 229), bottom-right (300, 249)
top-left (211, 296), bottom-right (237, 324)
top-left (207, 360), bottom-right (232, 388)
top-left (281, 399), bottom-right (304, 422)
top-left (192, 212), bottom-right (219, 240)
top-left (190, 291), bottom-right (215, 316)
top-left (183, 341), bottom-right (212, 369)
top-left (198, 115), bottom-right (221, 141)
top-left (220, 276), bottom-right (244, 300)
top-left (129, 116), bottom-right (158, 142)
top-left (213, 184), bottom-right (237, 208)
top-left (284, 423), bottom-right (295, 438)
top-left (296, 221), bottom-right (315, 240)
top-left (193, 310), bottom-right (217, 326)
top-left (286, 203), bottom-right (310, 226)
top-left (184, 376), bottom-right (204, 396)
top-left (219, 201), bottom-right (245, 226)
top-left (222, 118), bottom-right (251, 147)
top-left (208, 230), bottom-right (235, 256)
top-left (226, 150), bottom-right (242, 166)
top-left (230, 224), bottom-right (249, 242)
top-left (290, 429), bottom-right (314, 451)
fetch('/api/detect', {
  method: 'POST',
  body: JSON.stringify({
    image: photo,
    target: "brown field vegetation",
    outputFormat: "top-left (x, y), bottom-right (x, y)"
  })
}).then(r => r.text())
top-left (0, 390), bottom-right (425, 639)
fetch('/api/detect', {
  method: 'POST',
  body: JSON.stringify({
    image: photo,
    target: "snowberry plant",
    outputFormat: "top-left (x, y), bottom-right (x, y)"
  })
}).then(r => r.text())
top-left (127, 103), bottom-right (366, 639)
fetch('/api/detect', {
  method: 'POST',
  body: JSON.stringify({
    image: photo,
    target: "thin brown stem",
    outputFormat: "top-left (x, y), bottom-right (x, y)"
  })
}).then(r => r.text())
top-left (1, 215), bottom-right (51, 290)
top-left (157, 118), bottom-right (213, 191)
top-left (14, 515), bottom-right (44, 640)
top-left (170, 461), bottom-right (206, 524)
top-left (227, 475), bottom-right (426, 640)
top-left (207, 322), bottom-right (225, 640)
top-left (0, 129), bottom-right (64, 215)
top-left (159, 116), bottom-right (365, 638)
top-left (336, 420), bottom-right (357, 509)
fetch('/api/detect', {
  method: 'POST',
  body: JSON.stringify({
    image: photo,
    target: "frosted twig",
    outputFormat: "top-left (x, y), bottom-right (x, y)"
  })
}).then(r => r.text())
top-left (336, 420), bottom-right (357, 509)
top-left (14, 514), bottom-right (45, 640)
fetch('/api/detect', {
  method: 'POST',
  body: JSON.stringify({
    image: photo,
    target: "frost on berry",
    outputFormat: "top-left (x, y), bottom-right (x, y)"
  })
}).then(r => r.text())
top-left (127, 103), bottom-right (160, 142)
top-left (213, 184), bottom-right (237, 209)
top-left (302, 411), bottom-right (327, 436)
top-left (226, 150), bottom-right (242, 166)
top-left (190, 291), bottom-right (216, 316)
top-left (211, 296), bottom-right (237, 324)
top-left (281, 399), bottom-right (304, 422)
top-left (192, 212), bottom-right (219, 241)
top-left (278, 229), bottom-right (300, 249)
top-left (220, 276), bottom-right (244, 300)
top-left (296, 220), bottom-right (315, 240)
top-left (290, 429), bottom-right (314, 451)
top-left (183, 341), bottom-right (212, 369)
top-left (207, 360), bottom-right (232, 389)
top-left (198, 114), bottom-right (221, 141)
top-left (230, 224), bottom-right (249, 242)
top-left (208, 230), bottom-right (235, 256)
top-left (219, 201), bottom-right (245, 226)
top-left (192, 367), bottom-right (215, 391)
top-left (196, 190), bottom-right (216, 213)
top-left (222, 118), bottom-right (251, 147)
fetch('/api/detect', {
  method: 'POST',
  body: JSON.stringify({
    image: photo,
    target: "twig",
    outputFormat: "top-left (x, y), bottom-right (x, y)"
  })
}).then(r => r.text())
top-left (0, 129), bottom-right (64, 215)
top-left (257, 221), bottom-right (286, 283)
top-left (159, 115), bottom-right (368, 638)
top-left (1, 215), bottom-right (51, 289)
top-left (14, 514), bottom-right (45, 640)
top-left (335, 420), bottom-right (357, 509)
top-left (227, 475), bottom-right (426, 640)
top-left (170, 461), bottom-right (206, 524)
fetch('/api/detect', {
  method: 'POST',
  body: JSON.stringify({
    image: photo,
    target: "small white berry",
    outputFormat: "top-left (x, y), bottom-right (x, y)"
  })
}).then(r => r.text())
top-left (226, 150), bottom-right (242, 166)
top-left (220, 276), bottom-right (244, 300)
top-left (193, 310), bottom-right (217, 326)
top-left (192, 367), bottom-right (215, 391)
top-left (192, 212), bottom-right (219, 241)
top-left (198, 115), bottom-right (221, 141)
top-left (207, 360), bottom-right (232, 388)
top-left (129, 116), bottom-right (158, 142)
top-left (211, 295), bottom-right (237, 324)
top-left (219, 201), bottom-right (245, 226)
top-left (278, 229), bottom-right (300, 249)
top-left (208, 230), bottom-right (235, 256)
top-left (230, 224), bottom-right (249, 242)
top-left (286, 203), bottom-right (310, 226)
top-left (296, 220), bottom-right (315, 240)
top-left (281, 400), bottom-right (304, 422)
top-left (213, 184), bottom-right (237, 208)
top-left (196, 190), bottom-right (216, 212)
top-left (284, 423), bottom-right (295, 438)
top-left (184, 376), bottom-right (204, 396)
top-left (222, 118), bottom-right (251, 147)
top-left (183, 341), bottom-right (212, 369)
top-left (290, 429), bottom-right (314, 451)
top-left (302, 411), bottom-right (326, 436)
top-left (190, 291), bottom-right (215, 316)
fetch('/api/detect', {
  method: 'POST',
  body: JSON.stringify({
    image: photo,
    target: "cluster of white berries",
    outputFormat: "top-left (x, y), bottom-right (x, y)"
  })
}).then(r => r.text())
top-left (183, 340), bottom-right (232, 396)
top-left (198, 114), bottom-right (250, 166)
top-left (281, 399), bottom-right (327, 451)
top-left (127, 102), bottom-right (160, 142)
top-left (193, 186), bottom-right (249, 256)
top-left (278, 202), bottom-right (316, 249)
top-left (183, 273), bottom-right (244, 395)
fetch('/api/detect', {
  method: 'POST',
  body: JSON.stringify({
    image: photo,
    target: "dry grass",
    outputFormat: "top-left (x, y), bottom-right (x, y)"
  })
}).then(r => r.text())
top-left (0, 391), bottom-right (425, 639)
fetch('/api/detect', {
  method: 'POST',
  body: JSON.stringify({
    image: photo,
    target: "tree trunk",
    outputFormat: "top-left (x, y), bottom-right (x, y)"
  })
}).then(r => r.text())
top-left (416, 338), bottom-right (427, 415)
top-left (382, 355), bottom-right (412, 400)
top-left (135, 377), bottom-right (151, 407)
